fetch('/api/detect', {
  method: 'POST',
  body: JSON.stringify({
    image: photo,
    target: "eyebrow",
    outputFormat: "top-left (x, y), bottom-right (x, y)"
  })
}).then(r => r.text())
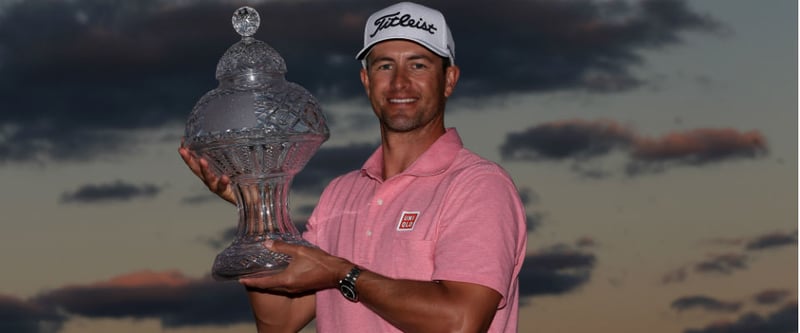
top-left (407, 54), bottom-right (435, 62)
top-left (369, 52), bottom-right (436, 64)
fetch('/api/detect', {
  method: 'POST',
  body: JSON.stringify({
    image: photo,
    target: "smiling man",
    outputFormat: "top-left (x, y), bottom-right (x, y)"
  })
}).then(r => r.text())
top-left (180, 2), bottom-right (527, 332)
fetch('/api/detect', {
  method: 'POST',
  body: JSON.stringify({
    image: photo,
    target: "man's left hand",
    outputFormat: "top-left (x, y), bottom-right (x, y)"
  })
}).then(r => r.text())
top-left (239, 240), bottom-right (352, 294)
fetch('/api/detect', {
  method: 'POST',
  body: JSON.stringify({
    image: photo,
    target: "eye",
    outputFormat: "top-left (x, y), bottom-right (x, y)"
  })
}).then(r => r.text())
top-left (375, 63), bottom-right (393, 71)
top-left (411, 62), bottom-right (428, 70)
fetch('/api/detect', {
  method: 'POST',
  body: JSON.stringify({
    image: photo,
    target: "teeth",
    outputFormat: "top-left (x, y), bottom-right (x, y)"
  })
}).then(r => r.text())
top-left (389, 98), bottom-right (416, 103)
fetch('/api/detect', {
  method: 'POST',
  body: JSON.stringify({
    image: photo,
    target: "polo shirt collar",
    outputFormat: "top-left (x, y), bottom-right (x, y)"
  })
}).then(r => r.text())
top-left (362, 128), bottom-right (464, 181)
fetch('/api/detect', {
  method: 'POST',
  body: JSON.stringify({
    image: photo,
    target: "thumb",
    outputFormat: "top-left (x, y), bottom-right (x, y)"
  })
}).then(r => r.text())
top-left (263, 239), bottom-right (295, 254)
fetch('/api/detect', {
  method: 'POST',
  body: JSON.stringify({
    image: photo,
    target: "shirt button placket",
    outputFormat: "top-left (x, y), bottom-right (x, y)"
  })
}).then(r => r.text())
top-left (361, 194), bottom-right (383, 262)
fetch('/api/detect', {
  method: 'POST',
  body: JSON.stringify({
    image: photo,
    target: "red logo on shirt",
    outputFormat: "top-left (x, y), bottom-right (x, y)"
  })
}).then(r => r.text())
top-left (397, 211), bottom-right (420, 231)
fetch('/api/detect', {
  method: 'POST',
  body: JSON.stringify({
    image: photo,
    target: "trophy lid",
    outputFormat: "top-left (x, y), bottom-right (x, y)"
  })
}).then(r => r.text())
top-left (185, 6), bottom-right (329, 147)
top-left (216, 6), bottom-right (287, 81)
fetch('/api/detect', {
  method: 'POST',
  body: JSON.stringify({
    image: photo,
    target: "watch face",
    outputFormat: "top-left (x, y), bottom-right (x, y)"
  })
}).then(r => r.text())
top-left (340, 284), bottom-right (357, 301)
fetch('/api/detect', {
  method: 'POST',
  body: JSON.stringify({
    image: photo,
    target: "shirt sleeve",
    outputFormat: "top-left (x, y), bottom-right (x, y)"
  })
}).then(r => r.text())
top-left (430, 164), bottom-right (527, 308)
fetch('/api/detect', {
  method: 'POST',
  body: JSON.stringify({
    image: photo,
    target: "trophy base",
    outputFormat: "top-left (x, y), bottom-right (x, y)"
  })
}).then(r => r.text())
top-left (211, 235), bottom-right (313, 280)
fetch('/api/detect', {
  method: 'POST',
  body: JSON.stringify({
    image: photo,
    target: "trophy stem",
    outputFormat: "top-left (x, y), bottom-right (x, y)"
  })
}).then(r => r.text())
top-left (211, 175), bottom-right (310, 280)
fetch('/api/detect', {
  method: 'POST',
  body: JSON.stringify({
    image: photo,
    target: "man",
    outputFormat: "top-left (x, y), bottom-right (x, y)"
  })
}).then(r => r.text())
top-left (180, 2), bottom-right (527, 332)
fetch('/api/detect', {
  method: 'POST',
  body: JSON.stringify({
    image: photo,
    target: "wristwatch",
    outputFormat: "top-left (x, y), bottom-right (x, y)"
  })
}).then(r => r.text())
top-left (338, 266), bottom-right (361, 302)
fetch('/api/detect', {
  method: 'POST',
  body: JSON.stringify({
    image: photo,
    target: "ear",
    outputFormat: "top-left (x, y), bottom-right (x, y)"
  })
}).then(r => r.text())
top-left (360, 67), bottom-right (371, 96)
top-left (443, 65), bottom-right (460, 98)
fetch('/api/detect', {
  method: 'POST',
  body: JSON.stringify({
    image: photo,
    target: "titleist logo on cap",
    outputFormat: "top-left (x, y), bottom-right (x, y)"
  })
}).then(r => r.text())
top-left (355, 2), bottom-right (454, 65)
top-left (369, 11), bottom-right (437, 38)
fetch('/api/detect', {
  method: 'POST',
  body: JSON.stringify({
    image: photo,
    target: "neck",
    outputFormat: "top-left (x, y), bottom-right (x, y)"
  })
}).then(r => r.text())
top-left (380, 125), bottom-right (446, 179)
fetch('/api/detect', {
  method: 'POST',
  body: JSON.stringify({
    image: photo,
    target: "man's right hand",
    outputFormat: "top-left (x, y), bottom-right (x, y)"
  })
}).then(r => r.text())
top-left (179, 141), bottom-right (236, 205)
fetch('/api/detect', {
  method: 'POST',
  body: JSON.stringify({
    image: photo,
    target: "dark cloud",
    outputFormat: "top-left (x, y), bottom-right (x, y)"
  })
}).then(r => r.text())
top-left (517, 187), bottom-right (545, 232)
top-left (500, 119), bottom-right (635, 161)
top-left (292, 142), bottom-right (376, 194)
top-left (753, 289), bottom-right (792, 306)
top-left (526, 212), bottom-right (545, 232)
top-left (701, 230), bottom-right (797, 252)
top-left (438, 0), bottom-right (720, 95)
top-left (627, 128), bottom-right (767, 175)
top-left (693, 253), bottom-right (748, 275)
top-left (683, 302), bottom-right (797, 333)
top-left (745, 231), bottom-right (797, 251)
top-left (671, 295), bottom-right (741, 313)
top-left (60, 180), bottom-right (161, 203)
top-left (517, 187), bottom-right (539, 206)
top-left (501, 119), bottom-right (767, 176)
top-left (663, 229), bottom-right (794, 284)
top-left (0, 0), bottom-right (719, 163)
top-left (33, 270), bottom-right (253, 328)
top-left (0, 294), bottom-right (64, 333)
top-left (519, 243), bottom-right (596, 297)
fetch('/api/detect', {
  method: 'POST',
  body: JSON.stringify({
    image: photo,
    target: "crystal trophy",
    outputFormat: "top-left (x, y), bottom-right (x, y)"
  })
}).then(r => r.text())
top-left (184, 6), bottom-right (329, 280)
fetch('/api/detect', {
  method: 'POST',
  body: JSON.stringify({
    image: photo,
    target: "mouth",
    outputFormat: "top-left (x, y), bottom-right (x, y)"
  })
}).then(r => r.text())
top-left (388, 98), bottom-right (418, 104)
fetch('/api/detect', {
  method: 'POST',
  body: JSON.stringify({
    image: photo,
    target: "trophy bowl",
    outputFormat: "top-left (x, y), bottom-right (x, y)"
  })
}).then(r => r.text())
top-left (184, 6), bottom-right (329, 280)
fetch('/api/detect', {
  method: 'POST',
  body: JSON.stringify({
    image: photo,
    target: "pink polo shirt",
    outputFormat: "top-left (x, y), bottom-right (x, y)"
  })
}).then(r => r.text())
top-left (304, 128), bottom-right (527, 332)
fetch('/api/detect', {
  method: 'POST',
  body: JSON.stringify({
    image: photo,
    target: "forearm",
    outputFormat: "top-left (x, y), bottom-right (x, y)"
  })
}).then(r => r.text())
top-left (237, 241), bottom-right (502, 332)
top-left (356, 269), bottom-right (501, 333)
top-left (246, 287), bottom-right (315, 333)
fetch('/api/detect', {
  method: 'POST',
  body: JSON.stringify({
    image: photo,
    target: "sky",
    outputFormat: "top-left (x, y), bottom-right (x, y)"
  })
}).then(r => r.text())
top-left (0, 0), bottom-right (796, 332)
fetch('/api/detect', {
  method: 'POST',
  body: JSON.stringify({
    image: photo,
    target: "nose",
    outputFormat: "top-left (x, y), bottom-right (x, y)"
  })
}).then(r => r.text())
top-left (390, 66), bottom-right (410, 90)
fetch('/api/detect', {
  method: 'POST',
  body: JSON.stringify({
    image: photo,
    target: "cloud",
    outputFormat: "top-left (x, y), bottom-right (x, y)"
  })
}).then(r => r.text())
top-left (0, 0), bottom-right (719, 163)
top-left (0, 294), bottom-right (64, 333)
top-left (627, 128), bottom-right (767, 175)
top-left (292, 142), bottom-right (376, 194)
top-left (60, 180), bottom-right (161, 203)
top-left (701, 230), bottom-right (797, 252)
top-left (663, 229), bottom-right (795, 284)
top-left (519, 243), bottom-right (596, 297)
top-left (526, 212), bottom-right (545, 232)
top-left (517, 187), bottom-right (545, 232)
top-left (33, 270), bottom-right (253, 328)
top-left (437, 0), bottom-right (721, 95)
top-left (661, 254), bottom-right (748, 285)
top-left (683, 301), bottom-right (797, 333)
top-left (693, 253), bottom-right (748, 275)
top-left (753, 289), bottom-right (792, 306)
top-left (745, 231), bottom-right (797, 251)
top-left (500, 119), bottom-right (635, 161)
top-left (500, 119), bottom-right (767, 176)
top-left (671, 295), bottom-right (741, 313)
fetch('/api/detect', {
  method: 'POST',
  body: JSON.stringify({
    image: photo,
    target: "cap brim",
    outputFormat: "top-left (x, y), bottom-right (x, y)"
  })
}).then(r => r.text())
top-left (355, 37), bottom-right (451, 61)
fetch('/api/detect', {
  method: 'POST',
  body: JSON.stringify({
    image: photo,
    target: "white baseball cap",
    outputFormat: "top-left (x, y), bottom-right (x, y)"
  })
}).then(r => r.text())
top-left (355, 2), bottom-right (455, 66)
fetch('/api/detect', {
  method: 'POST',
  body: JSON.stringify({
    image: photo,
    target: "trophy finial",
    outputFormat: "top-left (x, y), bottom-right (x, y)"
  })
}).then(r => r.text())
top-left (232, 6), bottom-right (260, 37)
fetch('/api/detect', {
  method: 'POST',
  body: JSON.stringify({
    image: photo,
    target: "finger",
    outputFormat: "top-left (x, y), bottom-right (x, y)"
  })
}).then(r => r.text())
top-left (264, 239), bottom-right (298, 255)
top-left (199, 158), bottom-right (221, 188)
top-left (178, 147), bottom-right (204, 179)
top-left (239, 275), bottom-right (284, 290)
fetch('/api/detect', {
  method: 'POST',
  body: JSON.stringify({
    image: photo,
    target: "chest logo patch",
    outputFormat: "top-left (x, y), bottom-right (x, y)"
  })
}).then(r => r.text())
top-left (396, 211), bottom-right (420, 231)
